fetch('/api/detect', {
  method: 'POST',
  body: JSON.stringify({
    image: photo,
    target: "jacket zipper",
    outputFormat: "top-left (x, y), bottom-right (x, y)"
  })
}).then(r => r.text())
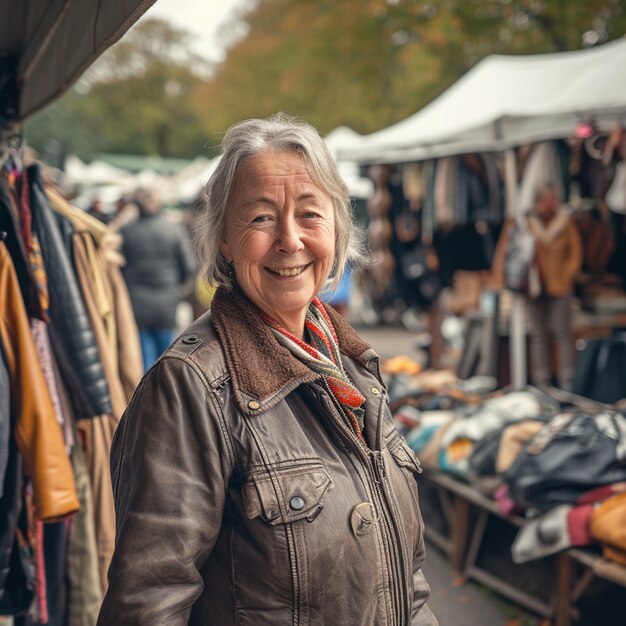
top-left (320, 379), bottom-right (407, 626)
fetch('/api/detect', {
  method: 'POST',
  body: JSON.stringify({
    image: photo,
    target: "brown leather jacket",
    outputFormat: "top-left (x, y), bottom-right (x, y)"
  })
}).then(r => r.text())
top-left (98, 287), bottom-right (437, 626)
top-left (0, 241), bottom-right (79, 521)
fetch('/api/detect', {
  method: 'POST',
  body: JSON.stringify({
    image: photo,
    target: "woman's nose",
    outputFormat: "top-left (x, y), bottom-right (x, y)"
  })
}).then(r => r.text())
top-left (275, 217), bottom-right (304, 254)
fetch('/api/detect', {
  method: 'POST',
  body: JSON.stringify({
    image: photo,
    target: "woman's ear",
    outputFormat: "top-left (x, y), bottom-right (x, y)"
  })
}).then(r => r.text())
top-left (219, 238), bottom-right (231, 263)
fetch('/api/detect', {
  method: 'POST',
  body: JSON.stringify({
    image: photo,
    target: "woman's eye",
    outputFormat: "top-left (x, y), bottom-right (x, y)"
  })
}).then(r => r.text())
top-left (303, 211), bottom-right (321, 219)
top-left (252, 215), bottom-right (271, 223)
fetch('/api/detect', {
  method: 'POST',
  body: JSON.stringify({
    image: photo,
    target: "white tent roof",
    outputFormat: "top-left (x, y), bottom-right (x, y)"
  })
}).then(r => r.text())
top-left (324, 125), bottom-right (365, 158)
top-left (340, 37), bottom-right (626, 164)
top-left (323, 126), bottom-right (374, 198)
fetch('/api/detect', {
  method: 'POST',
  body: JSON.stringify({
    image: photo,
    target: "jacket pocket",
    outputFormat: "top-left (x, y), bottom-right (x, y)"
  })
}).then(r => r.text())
top-left (242, 460), bottom-right (333, 525)
top-left (387, 433), bottom-right (423, 476)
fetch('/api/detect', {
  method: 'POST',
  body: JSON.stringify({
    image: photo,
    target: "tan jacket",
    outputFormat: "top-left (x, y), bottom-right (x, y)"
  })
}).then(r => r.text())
top-left (48, 187), bottom-right (143, 592)
top-left (99, 287), bottom-right (437, 626)
top-left (492, 210), bottom-right (582, 297)
top-left (0, 241), bottom-right (79, 520)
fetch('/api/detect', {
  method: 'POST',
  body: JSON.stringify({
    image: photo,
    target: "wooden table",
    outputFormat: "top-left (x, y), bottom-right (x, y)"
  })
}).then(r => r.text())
top-left (420, 469), bottom-right (626, 625)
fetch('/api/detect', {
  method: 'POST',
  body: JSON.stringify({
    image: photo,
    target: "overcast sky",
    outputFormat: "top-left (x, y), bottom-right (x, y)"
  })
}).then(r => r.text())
top-left (142, 0), bottom-right (253, 62)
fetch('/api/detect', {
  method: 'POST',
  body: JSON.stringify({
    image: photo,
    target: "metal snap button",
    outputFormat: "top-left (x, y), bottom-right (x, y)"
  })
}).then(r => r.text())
top-left (371, 387), bottom-right (380, 396)
top-left (247, 400), bottom-right (260, 410)
top-left (350, 502), bottom-right (379, 537)
top-left (290, 496), bottom-right (305, 511)
top-left (182, 335), bottom-right (200, 345)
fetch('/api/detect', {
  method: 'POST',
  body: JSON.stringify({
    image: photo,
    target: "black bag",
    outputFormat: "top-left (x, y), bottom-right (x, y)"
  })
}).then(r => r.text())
top-left (572, 337), bottom-right (626, 404)
top-left (401, 246), bottom-right (442, 306)
top-left (468, 428), bottom-right (502, 477)
top-left (505, 411), bottom-right (626, 510)
top-left (503, 223), bottom-right (538, 295)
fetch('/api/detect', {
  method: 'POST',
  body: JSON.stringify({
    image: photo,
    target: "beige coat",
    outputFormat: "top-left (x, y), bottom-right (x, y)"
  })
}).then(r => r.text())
top-left (492, 209), bottom-right (583, 297)
top-left (48, 187), bottom-right (143, 591)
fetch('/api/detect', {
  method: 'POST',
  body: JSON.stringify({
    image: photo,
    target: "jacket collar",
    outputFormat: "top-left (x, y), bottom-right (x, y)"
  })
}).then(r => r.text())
top-left (210, 285), bottom-right (374, 414)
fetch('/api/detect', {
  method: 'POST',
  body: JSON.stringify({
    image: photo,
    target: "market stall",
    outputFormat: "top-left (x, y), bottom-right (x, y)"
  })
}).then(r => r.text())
top-left (340, 38), bottom-right (626, 624)
top-left (338, 38), bottom-right (626, 388)
top-left (0, 2), bottom-right (156, 623)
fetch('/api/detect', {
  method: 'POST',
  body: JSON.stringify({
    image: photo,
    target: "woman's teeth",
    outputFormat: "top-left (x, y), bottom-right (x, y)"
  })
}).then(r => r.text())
top-left (271, 265), bottom-right (308, 277)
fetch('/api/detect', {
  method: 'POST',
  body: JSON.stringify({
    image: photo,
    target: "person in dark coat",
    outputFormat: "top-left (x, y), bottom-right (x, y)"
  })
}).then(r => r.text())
top-left (120, 188), bottom-right (195, 370)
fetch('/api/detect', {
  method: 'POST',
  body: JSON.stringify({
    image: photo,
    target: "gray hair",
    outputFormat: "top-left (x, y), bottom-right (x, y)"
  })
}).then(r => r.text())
top-left (194, 113), bottom-right (365, 290)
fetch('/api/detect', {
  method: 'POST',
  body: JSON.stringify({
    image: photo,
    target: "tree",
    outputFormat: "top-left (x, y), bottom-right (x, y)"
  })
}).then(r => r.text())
top-left (26, 3), bottom-right (626, 159)
top-left (192, 0), bottom-right (626, 139)
top-left (26, 19), bottom-right (210, 160)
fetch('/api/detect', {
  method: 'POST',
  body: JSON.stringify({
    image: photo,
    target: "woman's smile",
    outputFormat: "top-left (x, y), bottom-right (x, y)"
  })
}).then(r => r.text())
top-left (265, 262), bottom-right (313, 278)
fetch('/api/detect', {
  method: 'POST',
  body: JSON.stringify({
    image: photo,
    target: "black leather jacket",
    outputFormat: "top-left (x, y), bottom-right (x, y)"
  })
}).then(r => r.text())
top-left (28, 164), bottom-right (111, 418)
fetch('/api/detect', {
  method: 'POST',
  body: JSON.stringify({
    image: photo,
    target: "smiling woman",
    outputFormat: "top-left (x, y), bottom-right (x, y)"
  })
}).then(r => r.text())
top-left (98, 114), bottom-right (438, 626)
top-left (220, 149), bottom-right (336, 335)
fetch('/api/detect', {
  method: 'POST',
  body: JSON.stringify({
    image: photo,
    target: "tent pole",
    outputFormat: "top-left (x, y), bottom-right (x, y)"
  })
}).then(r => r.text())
top-left (504, 148), bottom-right (527, 389)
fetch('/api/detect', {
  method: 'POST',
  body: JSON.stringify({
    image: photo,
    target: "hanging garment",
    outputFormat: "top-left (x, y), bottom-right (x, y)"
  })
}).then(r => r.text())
top-left (46, 186), bottom-right (142, 401)
top-left (0, 336), bottom-right (9, 491)
top-left (0, 176), bottom-right (45, 321)
top-left (434, 157), bottom-right (457, 226)
top-left (66, 442), bottom-right (103, 626)
top-left (45, 187), bottom-right (143, 593)
top-left (518, 142), bottom-right (565, 213)
top-left (0, 241), bottom-right (79, 520)
top-left (401, 162), bottom-right (424, 206)
top-left (482, 154), bottom-right (503, 224)
top-left (606, 161), bottom-right (626, 214)
top-left (0, 443), bottom-right (34, 616)
top-left (30, 319), bottom-right (73, 452)
top-left (27, 165), bottom-right (111, 418)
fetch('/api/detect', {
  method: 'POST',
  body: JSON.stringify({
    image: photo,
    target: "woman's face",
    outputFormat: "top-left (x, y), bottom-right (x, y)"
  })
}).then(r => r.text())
top-left (221, 150), bottom-right (336, 336)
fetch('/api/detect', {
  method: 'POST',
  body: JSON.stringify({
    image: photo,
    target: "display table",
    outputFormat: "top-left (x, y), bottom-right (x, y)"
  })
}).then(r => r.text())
top-left (420, 469), bottom-right (626, 626)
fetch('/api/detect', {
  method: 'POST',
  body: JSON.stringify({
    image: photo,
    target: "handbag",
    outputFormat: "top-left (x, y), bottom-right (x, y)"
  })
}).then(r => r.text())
top-left (401, 245), bottom-right (442, 306)
top-left (503, 222), bottom-right (540, 297)
top-left (572, 337), bottom-right (626, 404)
top-left (505, 411), bottom-right (626, 510)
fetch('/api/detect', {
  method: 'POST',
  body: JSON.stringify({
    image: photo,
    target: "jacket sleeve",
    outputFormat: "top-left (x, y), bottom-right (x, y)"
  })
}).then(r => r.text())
top-left (411, 518), bottom-right (439, 625)
top-left (98, 356), bottom-right (231, 625)
top-left (564, 219), bottom-right (583, 287)
top-left (28, 164), bottom-right (112, 418)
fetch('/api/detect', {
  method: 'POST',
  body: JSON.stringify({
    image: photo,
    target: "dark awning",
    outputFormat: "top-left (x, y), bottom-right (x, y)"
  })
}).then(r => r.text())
top-left (0, 0), bottom-right (157, 121)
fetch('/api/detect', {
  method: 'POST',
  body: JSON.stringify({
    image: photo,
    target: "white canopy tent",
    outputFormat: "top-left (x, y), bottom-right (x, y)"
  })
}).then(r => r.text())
top-left (324, 126), bottom-right (374, 199)
top-left (340, 38), bottom-right (626, 389)
top-left (339, 37), bottom-right (626, 164)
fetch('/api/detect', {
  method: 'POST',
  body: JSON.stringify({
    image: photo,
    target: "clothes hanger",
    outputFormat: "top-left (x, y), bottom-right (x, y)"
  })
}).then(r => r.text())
top-left (0, 119), bottom-right (24, 173)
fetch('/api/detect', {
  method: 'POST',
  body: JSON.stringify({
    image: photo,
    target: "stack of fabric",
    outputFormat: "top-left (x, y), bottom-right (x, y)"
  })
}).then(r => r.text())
top-left (387, 364), bottom-right (626, 569)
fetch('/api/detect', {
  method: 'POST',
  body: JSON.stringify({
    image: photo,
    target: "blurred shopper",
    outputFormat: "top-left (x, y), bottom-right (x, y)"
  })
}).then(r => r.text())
top-left (108, 195), bottom-right (138, 231)
top-left (87, 197), bottom-right (112, 225)
top-left (526, 184), bottom-right (582, 389)
top-left (120, 188), bottom-right (195, 370)
top-left (494, 184), bottom-right (582, 389)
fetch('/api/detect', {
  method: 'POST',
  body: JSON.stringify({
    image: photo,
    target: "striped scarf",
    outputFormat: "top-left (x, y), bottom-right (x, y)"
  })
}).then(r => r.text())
top-left (259, 298), bottom-right (367, 444)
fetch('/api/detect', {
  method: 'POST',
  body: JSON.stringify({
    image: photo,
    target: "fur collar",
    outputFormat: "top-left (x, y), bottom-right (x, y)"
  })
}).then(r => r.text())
top-left (210, 286), bottom-right (373, 413)
top-left (528, 207), bottom-right (570, 245)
